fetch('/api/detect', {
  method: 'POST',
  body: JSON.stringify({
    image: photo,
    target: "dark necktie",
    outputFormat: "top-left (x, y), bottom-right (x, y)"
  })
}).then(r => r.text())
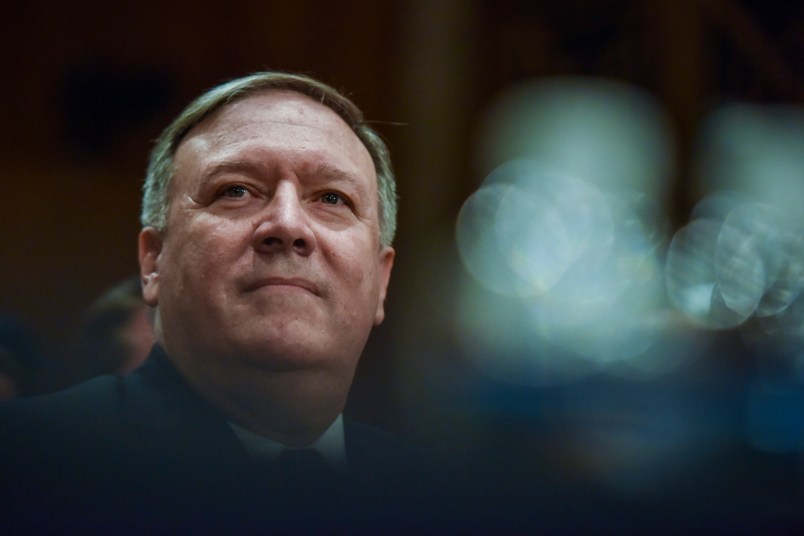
top-left (239, 449), bottom-right (345, 525)
top-left (274, 448), bottom-right (332, 482)
top-left (270, 448), bottom-right (343, 505)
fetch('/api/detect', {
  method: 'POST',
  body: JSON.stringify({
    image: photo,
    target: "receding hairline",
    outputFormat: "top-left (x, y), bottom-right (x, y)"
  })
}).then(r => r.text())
top-left (178, 88), bottom-right (365, 146)
top-left (169, 83), bottom-right (366, 157)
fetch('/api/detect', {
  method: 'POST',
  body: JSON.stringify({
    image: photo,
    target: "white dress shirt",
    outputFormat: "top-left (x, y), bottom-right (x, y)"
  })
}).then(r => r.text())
top-left (229, 414), bottom-right (347, 471)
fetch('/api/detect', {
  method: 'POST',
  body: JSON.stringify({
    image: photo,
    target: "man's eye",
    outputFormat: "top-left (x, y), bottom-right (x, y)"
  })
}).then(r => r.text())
top-left (321, 192), bottom-right (342, 205)
top-left (222, 185), bottom-right (249, 198)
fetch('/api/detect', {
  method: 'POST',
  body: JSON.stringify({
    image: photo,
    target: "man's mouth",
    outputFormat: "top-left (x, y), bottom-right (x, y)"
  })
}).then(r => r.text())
top-left (247, 277), bottom-right (320, 296)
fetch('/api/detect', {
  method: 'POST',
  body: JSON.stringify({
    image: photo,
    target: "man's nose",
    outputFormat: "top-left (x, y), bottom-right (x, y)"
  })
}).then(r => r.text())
top-left (252, 181), bottom-right (316, 256)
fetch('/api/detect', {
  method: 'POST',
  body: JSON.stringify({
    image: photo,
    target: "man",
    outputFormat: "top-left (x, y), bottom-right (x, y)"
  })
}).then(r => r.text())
top-left (0, 72), bottom-right (435, 531)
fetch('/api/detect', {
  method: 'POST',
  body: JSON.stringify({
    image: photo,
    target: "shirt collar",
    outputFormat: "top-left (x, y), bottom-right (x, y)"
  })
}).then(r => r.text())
top-left (228, 414), bottom-right (346, 469)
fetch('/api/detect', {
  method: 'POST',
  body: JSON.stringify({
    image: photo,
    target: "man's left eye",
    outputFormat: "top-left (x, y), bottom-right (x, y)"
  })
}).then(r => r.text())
top-left (222, 185), bottom-right (249, 198)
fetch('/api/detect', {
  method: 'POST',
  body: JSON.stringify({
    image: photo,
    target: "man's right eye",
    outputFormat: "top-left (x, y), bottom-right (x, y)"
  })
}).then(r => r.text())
top-left (222, 185), bottom-right (248, 198)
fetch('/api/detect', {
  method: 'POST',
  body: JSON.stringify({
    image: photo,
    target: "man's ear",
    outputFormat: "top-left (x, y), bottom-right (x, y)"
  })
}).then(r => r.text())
top-left (138, 227), bottom-right (163, 307)
top-left (373, 246), bottom-right (395, 325)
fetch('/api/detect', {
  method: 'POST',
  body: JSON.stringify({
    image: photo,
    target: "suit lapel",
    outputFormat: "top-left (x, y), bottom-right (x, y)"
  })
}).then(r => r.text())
top-left (121, 346), bottom-right (249, 468)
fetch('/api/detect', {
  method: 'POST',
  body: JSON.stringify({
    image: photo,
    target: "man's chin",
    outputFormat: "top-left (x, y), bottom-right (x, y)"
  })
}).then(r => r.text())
top-left (232, 342), bottom-right (333, 373)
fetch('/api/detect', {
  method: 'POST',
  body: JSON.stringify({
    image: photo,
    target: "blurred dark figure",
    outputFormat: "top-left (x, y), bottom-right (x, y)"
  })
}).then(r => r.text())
top-left (0, 314), bottom-right (46, 400)
top-left (71, 276), bottom-right (154, 380)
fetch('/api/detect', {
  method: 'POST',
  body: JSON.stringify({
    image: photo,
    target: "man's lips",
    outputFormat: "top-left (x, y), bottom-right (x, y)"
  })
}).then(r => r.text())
top-left (246, 277), bottom-right (320, 296)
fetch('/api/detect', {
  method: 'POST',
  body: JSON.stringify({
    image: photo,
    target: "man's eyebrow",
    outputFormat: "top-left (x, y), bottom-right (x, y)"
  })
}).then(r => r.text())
top-left (311, 164), bottom-right (363, 187)
top-left (198, 161), bottom-right (260, 183)
top-left (310, 165), bottom-right (372, 200)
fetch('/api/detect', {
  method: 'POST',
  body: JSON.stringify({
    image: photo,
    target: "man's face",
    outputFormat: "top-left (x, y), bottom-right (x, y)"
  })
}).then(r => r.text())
top-left (138, 90), bottom-right (394, 382)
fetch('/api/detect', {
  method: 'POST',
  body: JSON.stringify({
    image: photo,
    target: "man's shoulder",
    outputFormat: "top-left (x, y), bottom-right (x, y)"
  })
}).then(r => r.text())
top-left (0, 374), bottom-right (126, 441)
top-left (0, 349), bottom-right (232, 453)
top-left (0, 353), bottom-right (243, 531)
top-left (0, 374), bottom-right (132, 527)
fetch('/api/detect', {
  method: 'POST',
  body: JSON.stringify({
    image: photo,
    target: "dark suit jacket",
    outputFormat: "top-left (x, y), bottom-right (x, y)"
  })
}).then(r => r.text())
top-left (0, 347), bottom-right (437, 533)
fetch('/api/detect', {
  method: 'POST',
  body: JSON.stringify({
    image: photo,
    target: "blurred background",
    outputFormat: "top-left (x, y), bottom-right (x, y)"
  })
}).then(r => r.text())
top-left (1, 0), bottom-right (802, 527)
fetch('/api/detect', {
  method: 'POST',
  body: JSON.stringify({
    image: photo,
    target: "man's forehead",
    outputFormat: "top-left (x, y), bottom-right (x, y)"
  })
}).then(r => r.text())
top-left (190, 89), bottom-right (349, 139)
top-left (174, 90), bottom-right (372, 171)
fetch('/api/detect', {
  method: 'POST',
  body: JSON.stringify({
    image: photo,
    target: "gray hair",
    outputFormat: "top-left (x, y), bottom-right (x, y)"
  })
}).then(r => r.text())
top-left (141, 72), bottom-right (397, 247)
